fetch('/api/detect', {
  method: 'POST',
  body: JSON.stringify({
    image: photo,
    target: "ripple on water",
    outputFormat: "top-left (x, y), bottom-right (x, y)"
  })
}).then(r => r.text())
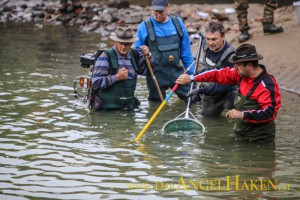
top-left (0, 125), bottom-right (26, 132)
top-left (49, 85), bottom-right (73, 91)
top-left (29, 72), bottom-right (53, 78)
top-left (17, 101), bottom-right (38, 106)
top-left (13, 96), bottom-right (30, 101)
top-left (39, 102), bottom-right (57, 107)
top-left (24, 129), bottom-right (51, 134)
top-left (42, 130), bottom-right (99, 141)
top-left (57, 105), bottom-right (75, 112)
top-left (54, 121), bottom-right (86, 128)
top-left (0, 92), bottom-right (12, 95)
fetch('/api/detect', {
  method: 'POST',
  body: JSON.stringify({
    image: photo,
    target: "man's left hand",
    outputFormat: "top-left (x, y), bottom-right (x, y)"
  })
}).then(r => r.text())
top-left (225, 109), bottom-right (244, 119)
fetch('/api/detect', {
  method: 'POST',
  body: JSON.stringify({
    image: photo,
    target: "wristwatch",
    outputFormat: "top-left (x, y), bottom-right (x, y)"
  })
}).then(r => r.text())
top-left (148, 52), bottom-right (152, 57)
top-left (189, 74), bottom-right (195, 82)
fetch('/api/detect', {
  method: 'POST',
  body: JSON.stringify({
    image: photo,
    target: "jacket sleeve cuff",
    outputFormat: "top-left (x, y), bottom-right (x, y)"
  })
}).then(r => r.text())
top-left (111, 75), bottom-right (118, 83)
top-left (243, 111), bottom-right (249, 120)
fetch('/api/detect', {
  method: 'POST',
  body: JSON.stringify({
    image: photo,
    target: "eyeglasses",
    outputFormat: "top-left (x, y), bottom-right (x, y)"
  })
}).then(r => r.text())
top-left (231, 53), bottom-right (257, 59)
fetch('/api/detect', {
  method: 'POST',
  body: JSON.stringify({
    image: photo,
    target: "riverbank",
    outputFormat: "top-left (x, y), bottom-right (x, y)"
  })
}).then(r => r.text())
top-left (189, 3), bottom-right (300, 95)
top-left (1, 1), bottom-right (299, 95)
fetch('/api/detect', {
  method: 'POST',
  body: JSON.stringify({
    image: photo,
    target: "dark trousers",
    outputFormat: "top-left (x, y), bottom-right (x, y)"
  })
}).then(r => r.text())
top-left (235, 0), bottom-right (278, 32)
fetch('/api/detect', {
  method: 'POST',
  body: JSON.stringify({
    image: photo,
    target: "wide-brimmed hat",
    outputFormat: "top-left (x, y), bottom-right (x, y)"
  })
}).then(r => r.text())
top-left (109, 27), bottom-right (139, 43)
top-left (229, 44), bottom-right (263, 63)
top-left (151, 0), bottom-right (169, 11)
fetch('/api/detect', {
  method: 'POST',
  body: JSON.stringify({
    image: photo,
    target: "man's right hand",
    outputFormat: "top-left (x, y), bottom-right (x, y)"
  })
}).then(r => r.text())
top-left (140, 45), bottom-right (150, 56)
top-left (116, 68), bottom-right (128, 81)
top-left (176, 74), bottom-right (191, 85)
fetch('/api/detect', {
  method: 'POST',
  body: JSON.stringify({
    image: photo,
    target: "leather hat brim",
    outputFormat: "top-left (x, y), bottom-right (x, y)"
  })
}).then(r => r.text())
top-left (109, 35), bottom-right (139, 43)
top-left (229, 54), bottom-right (263, 63)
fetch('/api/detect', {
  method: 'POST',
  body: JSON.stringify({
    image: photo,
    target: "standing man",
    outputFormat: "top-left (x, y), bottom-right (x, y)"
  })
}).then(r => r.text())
top-left (235, 0), bottom-right (284, 43)
top-left (91, 27), bottom-right (154, 110)
top-left (135, 0), bottom-right (194, 102)
top-left (192, 21), bottom-right (236, 116)
top-left (176, 44), bottom-right (281, 142)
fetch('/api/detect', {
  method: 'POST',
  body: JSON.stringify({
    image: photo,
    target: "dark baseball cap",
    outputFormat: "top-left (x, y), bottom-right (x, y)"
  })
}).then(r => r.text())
top-left (151, 0), bottom-right (169, 11)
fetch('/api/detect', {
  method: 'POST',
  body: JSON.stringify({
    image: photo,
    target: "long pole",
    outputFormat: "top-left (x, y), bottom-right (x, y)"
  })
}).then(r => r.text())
top-left (185, 32), bottom-right (203, 116)
top-left (135, 61), bottom-right (195, 141)
top-left (145, 55), bottom-right (164, 102)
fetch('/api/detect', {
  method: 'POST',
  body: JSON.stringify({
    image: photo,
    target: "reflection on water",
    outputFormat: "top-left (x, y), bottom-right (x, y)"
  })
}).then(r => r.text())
top-left (0, 23), bottom-right (299, 199)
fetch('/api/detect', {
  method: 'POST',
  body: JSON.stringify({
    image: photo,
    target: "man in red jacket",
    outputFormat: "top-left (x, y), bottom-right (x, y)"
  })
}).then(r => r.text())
top-left (176, 44), bottom-right (281, 142)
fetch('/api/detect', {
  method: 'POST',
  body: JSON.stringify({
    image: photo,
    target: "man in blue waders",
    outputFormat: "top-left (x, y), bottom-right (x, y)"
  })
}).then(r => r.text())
top-left (135, 0), bottom-right (195, 102)
top-left (91, 27), bottom-right (154, 110)
top-left (176, 44), bottom-right (281, 142)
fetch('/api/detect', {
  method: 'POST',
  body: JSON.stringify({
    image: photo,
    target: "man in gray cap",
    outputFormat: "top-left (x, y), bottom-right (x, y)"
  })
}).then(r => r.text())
top-left (176, 44), bottom-right (281, 142)
top-left (91, 27), bottom-right (154, 110)
top-left (135, 0), bottom-right (195, 102)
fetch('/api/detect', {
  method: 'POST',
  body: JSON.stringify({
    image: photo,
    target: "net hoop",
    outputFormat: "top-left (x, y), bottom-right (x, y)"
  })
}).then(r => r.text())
top-left (162, 111), bottom-right (206, 134)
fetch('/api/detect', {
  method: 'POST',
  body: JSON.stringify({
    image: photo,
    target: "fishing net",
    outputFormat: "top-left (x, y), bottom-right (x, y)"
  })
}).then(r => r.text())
top-left (162, 111), bottom-right (205, 134)
top-left (162, 33), bottom-right (205, 135)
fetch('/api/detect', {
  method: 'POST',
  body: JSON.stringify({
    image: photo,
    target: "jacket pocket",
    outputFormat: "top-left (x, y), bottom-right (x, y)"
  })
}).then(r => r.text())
top-left (157, 43), bottom-right (180, 66)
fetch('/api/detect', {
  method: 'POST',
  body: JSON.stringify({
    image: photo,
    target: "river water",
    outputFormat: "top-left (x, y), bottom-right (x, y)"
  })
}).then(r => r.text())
top-left (0, 23), bottom-right (299, 200)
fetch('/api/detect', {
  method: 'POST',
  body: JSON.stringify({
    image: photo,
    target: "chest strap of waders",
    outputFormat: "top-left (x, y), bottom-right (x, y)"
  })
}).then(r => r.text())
top-left (237, 71), bottom-right (269, 99)
top-left (216, 46), bottom-right (235, 67)
top-left (145, 15), bottom-right (183, 42)
top-left (203, 44), bottom-right (235, 68)
top-left (106, 48), bottom-right (139, 74)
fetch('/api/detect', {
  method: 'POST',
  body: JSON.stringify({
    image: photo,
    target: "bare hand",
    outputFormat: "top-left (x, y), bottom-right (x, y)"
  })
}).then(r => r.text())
top-left (116, 68), bottom-right (128, 81)
top-left (225, 109), bottom-right (244, 119)
top-left (140, 45), bottom-right (150, 56)
top-left (176, 74), bottom-right (192, 85)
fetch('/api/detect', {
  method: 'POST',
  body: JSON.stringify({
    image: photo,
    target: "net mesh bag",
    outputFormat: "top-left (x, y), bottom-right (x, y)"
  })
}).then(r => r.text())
top-left (162, 112), bottom-right (205, 134)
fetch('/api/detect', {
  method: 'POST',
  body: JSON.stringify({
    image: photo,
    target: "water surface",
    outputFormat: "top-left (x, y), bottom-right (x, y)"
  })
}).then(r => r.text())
top-left (0, 23), bottom-right (299, 200)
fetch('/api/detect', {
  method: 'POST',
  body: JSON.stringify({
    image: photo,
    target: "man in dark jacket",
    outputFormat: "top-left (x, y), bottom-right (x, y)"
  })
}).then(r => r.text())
top-left (192, 21), bottom-right (236, 116)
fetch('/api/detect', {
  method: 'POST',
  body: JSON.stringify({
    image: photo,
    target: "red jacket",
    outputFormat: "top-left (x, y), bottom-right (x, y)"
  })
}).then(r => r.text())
top-left (194, 66), bottom-right (281, 124)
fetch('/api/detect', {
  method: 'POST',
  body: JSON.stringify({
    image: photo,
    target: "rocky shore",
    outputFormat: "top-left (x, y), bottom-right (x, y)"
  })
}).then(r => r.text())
top-left (0, 0), bottom-right (238, 37)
